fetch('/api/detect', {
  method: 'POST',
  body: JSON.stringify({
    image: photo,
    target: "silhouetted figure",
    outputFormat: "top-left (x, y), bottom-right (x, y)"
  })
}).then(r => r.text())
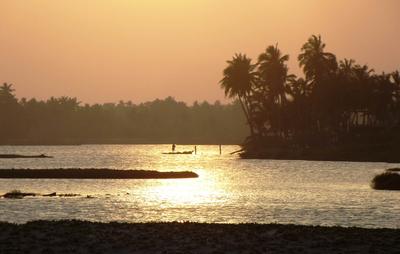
top-left (172, 144), bottom-right (176, 152)
top-left (194, 146), bottom-right (197, 155)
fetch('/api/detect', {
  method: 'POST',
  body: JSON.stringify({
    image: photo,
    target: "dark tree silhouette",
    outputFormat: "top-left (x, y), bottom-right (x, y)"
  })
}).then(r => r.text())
top-left (221, 34), bottom-right (400, 161)
top-left (0, 88), bottom-right (248, 145)
top-left (298, 35), bottom-right (337, 83)
top-left (220, 53), bottom-right (257, 135)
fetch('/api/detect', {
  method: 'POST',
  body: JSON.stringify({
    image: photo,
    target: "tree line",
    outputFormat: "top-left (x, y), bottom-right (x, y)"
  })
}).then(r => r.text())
top-left (0, 84), bottom-right (248, 145)
top-left (221, 35), bottom-right (400, 158)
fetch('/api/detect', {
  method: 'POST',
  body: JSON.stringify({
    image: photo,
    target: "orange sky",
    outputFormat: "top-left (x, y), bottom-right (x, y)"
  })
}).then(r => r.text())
top-left (0, 0), bottom-right (399, 104)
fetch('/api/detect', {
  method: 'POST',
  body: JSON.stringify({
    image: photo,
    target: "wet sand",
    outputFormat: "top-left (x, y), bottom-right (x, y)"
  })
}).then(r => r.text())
top-left (0, 221), bottom-right (398, 253)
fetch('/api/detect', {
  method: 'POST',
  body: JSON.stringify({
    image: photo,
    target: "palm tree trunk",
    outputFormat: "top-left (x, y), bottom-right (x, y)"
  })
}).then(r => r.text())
top-left (238, 96), bottom-right (255, 136)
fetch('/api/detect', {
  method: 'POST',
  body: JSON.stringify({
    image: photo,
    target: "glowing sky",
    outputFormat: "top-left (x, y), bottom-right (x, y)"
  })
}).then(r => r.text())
top-left (0, 0), bottom-right (399, 103)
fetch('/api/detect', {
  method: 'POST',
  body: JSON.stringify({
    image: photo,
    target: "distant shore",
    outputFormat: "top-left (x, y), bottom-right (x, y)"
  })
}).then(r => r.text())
top-left (0, 140), bottom-right (242, 146)
top-left (0, 220), bottom-right (398, 253)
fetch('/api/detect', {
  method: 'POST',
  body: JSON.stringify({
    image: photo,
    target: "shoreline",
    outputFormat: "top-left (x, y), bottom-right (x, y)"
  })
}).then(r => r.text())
top-left (240, 146), bottom-right (400, 163)
top-left (0, 141), bottom-right (242, 146)
top-left (0, 220), bottom-right (399, 253)
top-left (240, 154), bottom-right (400, 163)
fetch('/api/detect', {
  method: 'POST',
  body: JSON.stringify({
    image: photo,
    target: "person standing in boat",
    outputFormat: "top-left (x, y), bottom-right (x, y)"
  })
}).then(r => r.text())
top-left (172, 144), bottom-right (176, 152)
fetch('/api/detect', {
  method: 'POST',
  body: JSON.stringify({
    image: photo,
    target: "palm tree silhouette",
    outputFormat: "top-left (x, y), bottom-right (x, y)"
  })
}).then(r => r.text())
top-left (298, 35), bottom-right (337, 83)
top-left (257, 45), bottom-right (293, 136)
top-left (391, 71), bottom-right (400, 101)
top-left (287, 77), bottom-right (311, 101)
top-left (339, 59), bottom-right (356, 77)
top-left (258, 44), bottom-right (292, 105)
top-left (0, 83), bottom-right (17, 104)
top-left (220, 53), bottom-right (257, 135)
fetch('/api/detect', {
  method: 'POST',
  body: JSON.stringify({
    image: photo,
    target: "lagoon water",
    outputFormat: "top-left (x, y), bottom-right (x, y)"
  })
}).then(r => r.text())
top-left (0, 145), bottom-right (399, 228)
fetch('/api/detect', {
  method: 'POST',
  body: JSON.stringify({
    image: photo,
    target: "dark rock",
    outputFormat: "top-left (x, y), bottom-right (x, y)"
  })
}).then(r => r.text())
top-left (3, 190), bottom-right (36, 199)
top-left (371, 172), bottom-right (400, 190)
top-left (43, 192), bottom-right (57, 197)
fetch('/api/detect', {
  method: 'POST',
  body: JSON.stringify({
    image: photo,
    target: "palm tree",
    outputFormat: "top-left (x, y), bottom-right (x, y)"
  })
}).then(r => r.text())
top-left (286, 77), bottom-right (312, 137)
top-left (220, 53), bottom-right (257, 135)
top-left (258, 44), bottom-right (292, 105)
top-left (391, 71), bottom-right (400, 101)
top-left (339, 59), bottom-right (356, 78)
top-left (298, 35), bottom-right (337, 83)
top-left (390, 71), bottom-right (400, 125)
top-left (257, 45), bottom-right (293, 137)
top-left (0, 83), bottom-right (17, 105)
top-left (287, 77), bottom-right (311, 101)
top-left (298, 35), bottom-right (338, 134)
top-left (372, 73), bottom-right (395, 126)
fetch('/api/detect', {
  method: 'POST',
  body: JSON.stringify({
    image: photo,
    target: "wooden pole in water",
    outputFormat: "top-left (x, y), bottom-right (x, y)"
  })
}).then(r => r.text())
top-left (219, 144), bottom-right (222, 155)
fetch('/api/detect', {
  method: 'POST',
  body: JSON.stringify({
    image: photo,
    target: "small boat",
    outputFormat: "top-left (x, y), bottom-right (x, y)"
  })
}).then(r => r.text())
top-left (162, 151), bottom-right (194, 155)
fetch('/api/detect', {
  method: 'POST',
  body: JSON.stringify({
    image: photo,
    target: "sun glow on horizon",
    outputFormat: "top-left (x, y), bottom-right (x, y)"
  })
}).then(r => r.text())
top-left (1, 1), bottom-right (399, 103)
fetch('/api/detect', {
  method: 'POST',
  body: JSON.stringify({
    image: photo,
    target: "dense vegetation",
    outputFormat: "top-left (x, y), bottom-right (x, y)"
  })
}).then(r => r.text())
top-left (0, 85), bottom-right (248, 145)
top-left (221, 35), bottom-right (400, 160)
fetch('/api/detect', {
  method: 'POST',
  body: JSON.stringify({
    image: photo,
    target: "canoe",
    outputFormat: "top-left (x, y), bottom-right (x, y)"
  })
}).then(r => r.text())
top-left (162, 151), bottom-right (194, 155)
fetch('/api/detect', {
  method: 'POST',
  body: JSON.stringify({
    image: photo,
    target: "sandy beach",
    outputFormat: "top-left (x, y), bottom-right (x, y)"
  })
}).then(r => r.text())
top-left (0, 220), bottom-right (398, 253)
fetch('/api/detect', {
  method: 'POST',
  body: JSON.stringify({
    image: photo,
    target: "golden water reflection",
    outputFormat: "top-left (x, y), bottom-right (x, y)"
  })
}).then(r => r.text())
top-left (148, 178), bottom-right (223, 206)
top-left (122, 145), bottom-right (233, 207)
top-left (3, 145), bottom-right (399, 228)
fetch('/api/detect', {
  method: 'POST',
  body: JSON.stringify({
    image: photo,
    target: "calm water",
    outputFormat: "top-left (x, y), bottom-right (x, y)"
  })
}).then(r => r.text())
top-left (0, 145), bottom-right (399, 228)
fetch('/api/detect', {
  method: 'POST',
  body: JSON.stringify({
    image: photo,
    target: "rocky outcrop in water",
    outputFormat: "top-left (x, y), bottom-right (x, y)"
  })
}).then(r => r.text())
top-left (371, 172), bottom-right (400, 190)
top-left (0, 168), bottom-right (198, 179)
top-left (0, 154), bottom-right (52, 159)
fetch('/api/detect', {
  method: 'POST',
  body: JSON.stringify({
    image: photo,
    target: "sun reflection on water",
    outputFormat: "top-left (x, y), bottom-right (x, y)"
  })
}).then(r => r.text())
top-left (1, 145), bottom-right (400, 228)
top-left (148, 177), bottom-right (222, 206)
top-left (121, 145), bottom-right (232, 207)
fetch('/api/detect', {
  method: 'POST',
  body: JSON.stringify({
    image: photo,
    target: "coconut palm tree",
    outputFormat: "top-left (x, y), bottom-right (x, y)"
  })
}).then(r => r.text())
top-left (298, 35), bottom-right (337, 83)
top-left (220, 53), bottom-right (258, 135)
top-left (391, 71), bottom-right (400, 101)
top-left (258, 44), bottom-right (292, 105)
top-left (256, 44), bottom-right (294, 137)
top-left (339, 59), bottom-right (356, 78)
top-left (0, 83), bottom-right (16, 103)
top-left (287, 77), bottom-right (311, 101)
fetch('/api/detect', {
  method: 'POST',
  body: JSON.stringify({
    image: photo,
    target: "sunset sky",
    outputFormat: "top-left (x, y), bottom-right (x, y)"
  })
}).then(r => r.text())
top-left (0, 0), bottom-right (399, 104)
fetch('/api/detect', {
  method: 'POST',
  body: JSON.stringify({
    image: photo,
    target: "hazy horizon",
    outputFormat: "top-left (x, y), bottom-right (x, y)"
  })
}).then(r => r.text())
top-left (1, 0), bottom-right (399, 104)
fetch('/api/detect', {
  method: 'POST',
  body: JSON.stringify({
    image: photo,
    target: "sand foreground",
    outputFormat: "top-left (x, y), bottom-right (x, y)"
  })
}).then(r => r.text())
top-left (0, 220), bottom-right (399, 253)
